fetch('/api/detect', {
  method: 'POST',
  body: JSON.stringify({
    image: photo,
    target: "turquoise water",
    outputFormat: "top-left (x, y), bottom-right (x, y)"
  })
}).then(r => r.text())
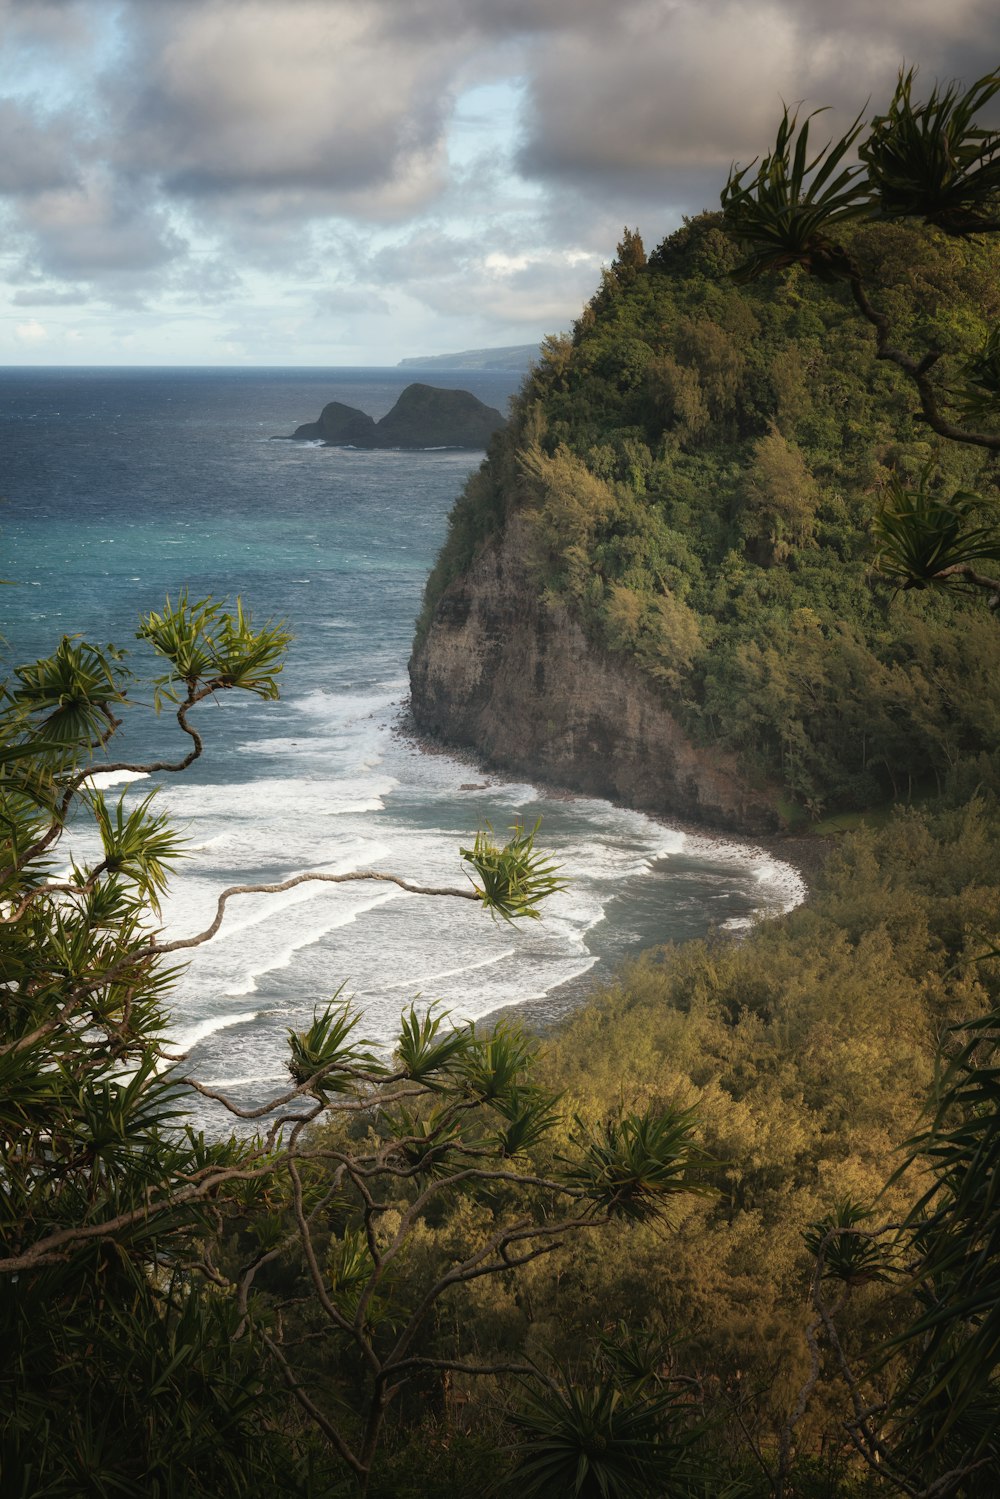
top-left (1, 367), bottom-right (802, 1125)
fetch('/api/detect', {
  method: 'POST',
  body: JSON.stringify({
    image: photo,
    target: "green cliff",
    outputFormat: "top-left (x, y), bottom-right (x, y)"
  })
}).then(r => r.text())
top-left (410, 215), bottom-right (1000, 827)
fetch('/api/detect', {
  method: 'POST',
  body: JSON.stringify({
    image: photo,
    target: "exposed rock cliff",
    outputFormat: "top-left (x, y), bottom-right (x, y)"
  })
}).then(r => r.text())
top-left (409, 514), bottom-right (783, 835)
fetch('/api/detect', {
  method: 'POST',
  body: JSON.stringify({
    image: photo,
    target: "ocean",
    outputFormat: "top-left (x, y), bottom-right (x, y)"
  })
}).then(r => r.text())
top-left (1, 366), bottom-right (803, 1128)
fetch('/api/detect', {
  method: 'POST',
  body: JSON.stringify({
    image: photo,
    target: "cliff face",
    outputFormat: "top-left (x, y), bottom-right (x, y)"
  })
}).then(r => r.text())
top-left (409, 515), bottom-right (782, 835)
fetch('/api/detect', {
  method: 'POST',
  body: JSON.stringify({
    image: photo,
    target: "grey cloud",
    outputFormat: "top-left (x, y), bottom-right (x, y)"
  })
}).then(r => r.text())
top-left (515, 0), bottom-right (1000, 195)
top-left (163, 256), bottom-right (245, 304)
top-left (113, 1), bottom-right (463, 211)
top-left (11, 286), bottom-right (90, 305)
top-left (2, 0), bottom-right (998, 340)
top-left (0, 100), bottom-right (81, 196)
top-left (371, 232), bottom-right (472, 283)
top-left (311, 285), bottom-right (393, 316)
top-left (19, 171), bottom-right (185, 279)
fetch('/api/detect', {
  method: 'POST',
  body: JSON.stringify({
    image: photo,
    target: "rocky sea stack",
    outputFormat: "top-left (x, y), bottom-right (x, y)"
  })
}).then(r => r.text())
top-left (288, 382), bottom-right (506, 449)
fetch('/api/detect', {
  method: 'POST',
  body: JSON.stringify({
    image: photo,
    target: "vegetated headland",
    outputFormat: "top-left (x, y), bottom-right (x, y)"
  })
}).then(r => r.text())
top-left (403, 212), bottom-right (1000, 1475)
top-left (9, 186), bottom-right (1000, 1496)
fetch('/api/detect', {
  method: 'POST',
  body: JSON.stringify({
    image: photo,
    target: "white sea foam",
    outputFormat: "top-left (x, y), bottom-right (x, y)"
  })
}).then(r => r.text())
top-left (381, 946), bottom-right (518, 991)
top-left (157, 774), bottom-right (398, 821)
top-left (170, 887), bottom-right (403, 1003)
top-left (148, 660), bottom-right (807, 1109)
top-left (679, 833), bottom-right (807, 914)
top-left (290, 687), bottom-right (402, 722)
top-left (84, 768), bottom-right (150, 788)
top-left (172, 1010), bottom-right (260, 1051)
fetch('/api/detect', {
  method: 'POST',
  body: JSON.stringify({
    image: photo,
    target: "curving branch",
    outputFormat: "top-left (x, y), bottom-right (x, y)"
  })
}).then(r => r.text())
top-left (847, 266), bottom-right (1000, 452)
top-left (151, 867), bottom-right (477, 954)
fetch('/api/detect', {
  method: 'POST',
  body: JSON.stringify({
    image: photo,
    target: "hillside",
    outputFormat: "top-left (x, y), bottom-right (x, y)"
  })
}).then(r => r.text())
top-left (410, 216), bottom-right (1000, 827)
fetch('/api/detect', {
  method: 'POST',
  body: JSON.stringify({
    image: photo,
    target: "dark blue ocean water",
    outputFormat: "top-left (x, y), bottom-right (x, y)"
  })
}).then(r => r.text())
top-left (1, 367), bottom-right (802, 1124)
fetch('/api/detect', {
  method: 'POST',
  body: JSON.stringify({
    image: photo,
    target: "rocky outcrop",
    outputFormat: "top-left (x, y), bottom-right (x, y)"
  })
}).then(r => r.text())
top-left (409, 515), bottom-right (783, 835)
top-left (287, 383), bottom-right (505, 449)
top-left (293, 402), bottom-right (378, 444)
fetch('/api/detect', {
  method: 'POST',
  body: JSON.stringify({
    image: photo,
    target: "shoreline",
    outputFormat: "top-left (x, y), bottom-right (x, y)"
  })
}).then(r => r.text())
top-left (396, 706), bottom-right (835, 1034)
top-left (396, 705), bottom-right (833, 893)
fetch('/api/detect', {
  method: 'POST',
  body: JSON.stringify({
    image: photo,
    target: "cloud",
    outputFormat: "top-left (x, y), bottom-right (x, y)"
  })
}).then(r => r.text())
top-left (11, 287), bottom-right (90, 305)
top-left (515, 0), bottom-right (1000, 203)
top-left (0, 99), bottom-right (81, 196)
top-left (19, 168), bottom-right (185, 280)
top-left (115, 1), bottom-right (463, 214)
top-left (2, 0), bottom-right (998, 357)
top-left (14, 318), bottom-right (49, 343)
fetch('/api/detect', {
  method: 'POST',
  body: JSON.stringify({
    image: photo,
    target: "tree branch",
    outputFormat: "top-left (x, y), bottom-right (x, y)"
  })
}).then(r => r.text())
top-left (847, 268), bottom-right (1000, 452)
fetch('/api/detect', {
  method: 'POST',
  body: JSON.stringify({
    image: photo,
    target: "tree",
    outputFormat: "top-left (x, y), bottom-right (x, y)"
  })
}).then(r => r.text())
top-left (721, 65), bottom-right (1000, 606)
top-left (0, 595), bottom-right (711, 1496)
top-left (722, 66), bottom-right (1000, 1493)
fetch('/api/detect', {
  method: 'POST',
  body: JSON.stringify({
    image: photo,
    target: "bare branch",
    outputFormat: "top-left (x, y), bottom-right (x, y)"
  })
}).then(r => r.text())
top-left (259, 1328), bottom-right (366, 1480)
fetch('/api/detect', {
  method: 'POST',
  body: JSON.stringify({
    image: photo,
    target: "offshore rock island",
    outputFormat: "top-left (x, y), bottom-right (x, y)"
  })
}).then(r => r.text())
top-left (285, 381), bottom-right (506, 449)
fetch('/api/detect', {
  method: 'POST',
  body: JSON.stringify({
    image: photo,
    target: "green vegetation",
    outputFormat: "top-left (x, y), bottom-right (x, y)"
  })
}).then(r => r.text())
top-left (5, 65), bottom-right (1000, 1499)
top-left (418, 76), bottom-right (1000, 820)
top-left (1, 599), bottom-right (713, 1496)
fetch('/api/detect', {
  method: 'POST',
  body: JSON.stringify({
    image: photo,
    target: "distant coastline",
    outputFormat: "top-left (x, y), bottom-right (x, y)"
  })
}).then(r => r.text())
top-left (398, 343), bottom-right (539, 372)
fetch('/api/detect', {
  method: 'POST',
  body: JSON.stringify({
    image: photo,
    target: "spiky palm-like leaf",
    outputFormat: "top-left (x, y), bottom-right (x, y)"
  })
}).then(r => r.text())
top-left (286, 995), bottom-right (384, 1099)
top-left (885, 1003), bottom-right (1000, 1456)
top-left (460, 819), bottom-right (566, 922)
top-left (871, 470), bottom-right (1000, 589)
top-left (721, 106), bottom-right (869, 284)
top-left (560, 1108), bottom-right (712, 1224)
top-left (88, 789), bottom-right (186, 913)
top-left (505, 1376), bottom-right (690, 1499)
top-left (456, 1022), bottom-right (538, 1106)
top-left (138, 591), bottom-right (291, 703)
top-left (954, 323), bottom-right (1000, 424)
top-left (394, 1003), bottom-right (473, 1087)
top-left (803, 1199), bottom-right (895, 1286)
top-left (861, 67), bottom-right (1000, 233)
top-left (382, 1104), bottom-right (465, 1177)
top-left (490, 1085), bottom-right (564, 1159)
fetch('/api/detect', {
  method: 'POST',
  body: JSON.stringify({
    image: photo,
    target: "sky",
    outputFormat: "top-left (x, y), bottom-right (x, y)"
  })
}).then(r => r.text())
top-left (0, 0), bottom-right (997, 366)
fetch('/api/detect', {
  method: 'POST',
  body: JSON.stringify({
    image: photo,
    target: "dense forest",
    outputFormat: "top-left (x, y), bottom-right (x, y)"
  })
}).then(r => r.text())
top-left (4, 69), bottom-right (1000, 1499)
top-left (418, 216), bottom-right (999, 819)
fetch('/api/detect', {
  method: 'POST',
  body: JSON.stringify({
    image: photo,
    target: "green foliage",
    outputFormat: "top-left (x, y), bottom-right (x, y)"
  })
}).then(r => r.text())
top-left (461, 819), bottom-right (567, 921)
top-left (287, 996), bottom-right (386, 1099)
top-left (505, 1376), bottom-right (692, 1499)
top-left (8, 601), bottom-right (718, 1496)
top-left (802, 1200), bottom-right (895, 1287)
top-left (420, 190), bottom-right (1000, 818)
top-left (861, 67), bottom-right (1000, 233)
top-left (1, 602), bottom-right (312, 1496)
top-left (721, 105), bottom-right (869, 282)
top-left (872, 467), bottom-right (1000, 590)
top-left (90, 787), bottom-right (185, 910)
top-left (561, 1107), bottom-right (711, 1223)
top-left (139, 591), bottom-right (292, 704)
top-left (956, 323), bottom-right (1000, 424)
top-left (394, 1004), bottom-right (473, 1088)
top-left (887, 1004), bottom-right (1000, 1453)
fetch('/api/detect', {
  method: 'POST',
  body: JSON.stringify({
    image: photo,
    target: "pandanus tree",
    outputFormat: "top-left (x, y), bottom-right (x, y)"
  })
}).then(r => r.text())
top-left (0, 596), bottom-right (712, 1496)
